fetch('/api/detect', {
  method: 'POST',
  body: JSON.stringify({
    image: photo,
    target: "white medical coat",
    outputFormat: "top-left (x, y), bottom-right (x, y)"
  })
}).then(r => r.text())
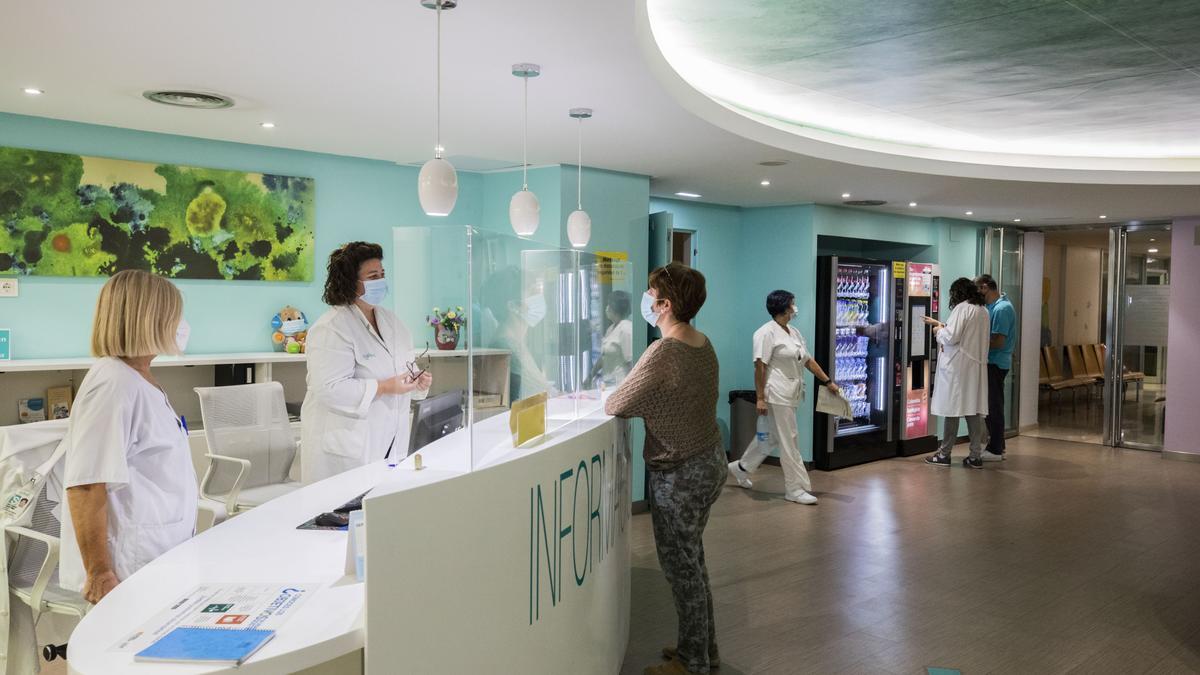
top-left (930, 302), bottom-right (991, 417)
top-left (753, 321), bottom-right (812, 408)
top-left (300, 304), bottom-right (418, 484)
top-left (59, 358), bottom-right (198, 592)
top-left (600, 319), bottom-right (633, 384)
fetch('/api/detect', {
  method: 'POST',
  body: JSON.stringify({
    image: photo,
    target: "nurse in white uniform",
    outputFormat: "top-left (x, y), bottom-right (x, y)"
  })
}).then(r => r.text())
top-left (61, 270), bottom-right (198, 604)
top-left (728, 290), bottom-right (838, 505)
top-left (598, 290), bottom-right (633, 385)
top-left (922, 277), bottom-right (991, 468)
top-left (301, 242), bottom-right (432, 484)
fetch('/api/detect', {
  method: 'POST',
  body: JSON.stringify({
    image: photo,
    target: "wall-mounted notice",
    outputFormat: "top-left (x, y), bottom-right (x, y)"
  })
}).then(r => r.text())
top-left (1124, 285), bottom-right (1171, 346)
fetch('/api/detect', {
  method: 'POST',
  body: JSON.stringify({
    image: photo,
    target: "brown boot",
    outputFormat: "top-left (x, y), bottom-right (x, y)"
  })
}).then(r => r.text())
top-left (644, 657), bottom-right (690, 675)
top-left (661, 645), bottom-right (721, 669)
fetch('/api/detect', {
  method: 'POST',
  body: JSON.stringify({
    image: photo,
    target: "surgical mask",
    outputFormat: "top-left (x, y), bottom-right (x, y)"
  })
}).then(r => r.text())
top-left (175, 318), bottom-right (191, 353)
top-left (359, 278), bottom-right (388, 306)
top-left (640, 291), bottom-right (661, 327)
top-left (280, 319), bottom-right (306, 334)
top-left (522, 294), bottom-right (547, 326)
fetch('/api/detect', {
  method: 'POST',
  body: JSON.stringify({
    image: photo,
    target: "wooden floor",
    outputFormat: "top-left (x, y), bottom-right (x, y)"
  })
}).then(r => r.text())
top-left (621, 436), bottom-right (1200, 675)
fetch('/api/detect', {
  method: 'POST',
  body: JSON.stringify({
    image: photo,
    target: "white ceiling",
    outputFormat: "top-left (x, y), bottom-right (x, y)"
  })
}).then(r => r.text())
top-left (1, 0), bottom-right (1197, 227)
top-left (645, 0), bottom-right (1200, 179)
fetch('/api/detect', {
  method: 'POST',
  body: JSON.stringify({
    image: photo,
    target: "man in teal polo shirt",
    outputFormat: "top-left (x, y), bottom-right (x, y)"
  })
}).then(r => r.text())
top-left (977, 274), bottom-right (1015, 460)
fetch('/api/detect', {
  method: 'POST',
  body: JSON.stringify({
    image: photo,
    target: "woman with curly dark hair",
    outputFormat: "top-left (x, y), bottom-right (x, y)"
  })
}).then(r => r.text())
top-left (300, 241), bottom-right (432, 483)
top-left (922, 277), bottom-right (991, 469)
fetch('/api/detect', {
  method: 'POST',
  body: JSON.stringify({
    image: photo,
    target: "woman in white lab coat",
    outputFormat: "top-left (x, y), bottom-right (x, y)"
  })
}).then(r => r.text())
top-left (923, 277), bottom-right (991, 469)
top-left (728, 290), bottom-right (838, 505)
top-left (598, 290), bottom-right (633, 385)
top-left (62, 270), bottom-right (198, 604)
top-left (301, 242), bottom-right (432, 484)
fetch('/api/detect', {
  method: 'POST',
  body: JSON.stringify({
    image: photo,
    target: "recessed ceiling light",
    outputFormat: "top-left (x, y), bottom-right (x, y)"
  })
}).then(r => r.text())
top-left (675, 192), bottom-right (701, 199)
top-left (1149, 238), bottom-right (1156, 242)
top-left (965, 211), bottom-right (974, 216)
top-left (841, 193), bottom-right (851, 199)
top-left (908, 202), bottom-right (917, 207)
top-left (23, 87), bottom-right (43, 96)
top-left (760, 180), bottom-right (770, 186)
top-left (1148, 248), bottom-right (1159, 253)
top-left (1099, 215), bottom-right (1107, 219)
top-left (260, 122), bottom-right (275, 129)
top-left (143, 90), bottom-right (235, 109)
top-left (1013, 218), bottom-right (1021, 223)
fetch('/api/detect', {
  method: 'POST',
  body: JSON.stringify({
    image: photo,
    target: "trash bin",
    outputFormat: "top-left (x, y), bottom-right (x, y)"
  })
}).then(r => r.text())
top-left (728, 390), bottom-right (758, 460)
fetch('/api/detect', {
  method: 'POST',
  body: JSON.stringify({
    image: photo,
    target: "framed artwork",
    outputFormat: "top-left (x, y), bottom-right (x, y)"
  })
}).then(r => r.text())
top-left (0, 146), bottom-right (314, 281)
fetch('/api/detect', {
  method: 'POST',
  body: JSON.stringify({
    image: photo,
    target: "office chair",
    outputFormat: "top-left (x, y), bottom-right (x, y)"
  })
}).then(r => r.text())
top-left (194, 382), bottom-right (301, 516)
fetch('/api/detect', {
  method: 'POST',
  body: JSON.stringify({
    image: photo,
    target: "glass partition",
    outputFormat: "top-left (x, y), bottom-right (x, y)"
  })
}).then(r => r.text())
top-left (392, 225), bottom-right (631, 472)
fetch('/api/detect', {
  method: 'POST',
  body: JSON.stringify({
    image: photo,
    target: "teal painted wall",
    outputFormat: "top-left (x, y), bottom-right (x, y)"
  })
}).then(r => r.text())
top-left (0, 112), bottom-right (485, 358)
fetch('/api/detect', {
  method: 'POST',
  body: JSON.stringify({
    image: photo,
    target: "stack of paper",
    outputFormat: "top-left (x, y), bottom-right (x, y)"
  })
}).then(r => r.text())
top-left (816, 386), bottom-right (854, 419)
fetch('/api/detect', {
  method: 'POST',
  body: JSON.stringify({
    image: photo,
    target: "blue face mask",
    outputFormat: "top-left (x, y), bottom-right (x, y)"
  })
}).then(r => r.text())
top-left (360, 278), bottom-right (388, 306)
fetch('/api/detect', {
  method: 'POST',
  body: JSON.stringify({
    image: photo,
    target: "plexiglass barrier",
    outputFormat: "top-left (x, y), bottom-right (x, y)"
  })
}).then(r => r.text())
top-left (392, 226), bottom-right (631, 471)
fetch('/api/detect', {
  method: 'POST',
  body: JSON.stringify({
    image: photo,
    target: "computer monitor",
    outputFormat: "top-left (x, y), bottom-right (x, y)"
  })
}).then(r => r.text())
top-left (408, 389), bottom-right (465, 456)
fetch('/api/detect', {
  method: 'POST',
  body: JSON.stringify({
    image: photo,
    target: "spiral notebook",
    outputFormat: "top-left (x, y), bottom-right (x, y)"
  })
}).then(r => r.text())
top-left (134, 627), bottom-right (275, 665)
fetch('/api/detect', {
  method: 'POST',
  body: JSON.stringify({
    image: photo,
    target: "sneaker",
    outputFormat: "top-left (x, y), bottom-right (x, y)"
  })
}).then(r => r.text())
top-left (728, 461), bottom-right (753, 489)
top-left (785, 490), bottom-right (819, 505)
top-left (982, 451), bottom-right (1005, 462)
top-left (924, 454), bottom-right (951, 467)
top-left (963, 456), bottom-right (983, 469)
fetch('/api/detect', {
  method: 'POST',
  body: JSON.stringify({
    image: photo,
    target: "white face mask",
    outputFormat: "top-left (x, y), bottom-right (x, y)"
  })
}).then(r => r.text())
top-left (640, 291), bottom-right (661, 327)
top-left (359, 278), bottom-right (388, 306)
top-left (175, 318), bottom-right (191, 353)
top-left (280, 318), bottom-right (306, 334)
top-left (522, 294), bottom-right (547, 327)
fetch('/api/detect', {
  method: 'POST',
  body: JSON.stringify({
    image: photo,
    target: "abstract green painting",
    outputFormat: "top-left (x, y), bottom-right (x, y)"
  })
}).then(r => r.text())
top-left (0, 146), bottom-right (314, 280)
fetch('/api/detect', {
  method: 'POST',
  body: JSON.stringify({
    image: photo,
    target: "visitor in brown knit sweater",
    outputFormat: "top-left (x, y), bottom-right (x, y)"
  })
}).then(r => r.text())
top-left (606, 262), bottom-right (726, 675)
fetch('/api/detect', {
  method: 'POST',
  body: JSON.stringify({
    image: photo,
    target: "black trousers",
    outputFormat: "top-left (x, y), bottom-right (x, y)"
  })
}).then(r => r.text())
top-left (986, 364), bottom-right (1009, 454)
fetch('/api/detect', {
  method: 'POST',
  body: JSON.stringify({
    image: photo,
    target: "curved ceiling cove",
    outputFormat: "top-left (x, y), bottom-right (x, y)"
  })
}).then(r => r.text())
top-left (643, 0), bottom-right (1200, 181)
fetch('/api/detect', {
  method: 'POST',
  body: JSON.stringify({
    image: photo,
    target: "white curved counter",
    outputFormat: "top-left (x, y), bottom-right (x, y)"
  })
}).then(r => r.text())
top-left (67, 401), bottom-right (630, 675)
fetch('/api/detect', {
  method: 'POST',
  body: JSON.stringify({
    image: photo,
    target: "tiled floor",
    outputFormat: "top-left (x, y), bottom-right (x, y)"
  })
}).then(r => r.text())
top-left (621, 436), bottom-right (1200, 675)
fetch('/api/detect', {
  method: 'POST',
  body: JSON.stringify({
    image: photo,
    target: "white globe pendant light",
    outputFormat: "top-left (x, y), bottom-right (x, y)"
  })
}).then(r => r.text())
top-left (567, 108), bottom-right (593, 248)
top-left (510, 63), bottom-right (541, 237)
top-left (417, 0), bottom-right (458, 217)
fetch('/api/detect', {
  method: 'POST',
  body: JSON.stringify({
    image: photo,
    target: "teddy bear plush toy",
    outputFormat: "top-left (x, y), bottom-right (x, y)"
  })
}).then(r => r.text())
top-left (271, 305), bottom-right (309, 353)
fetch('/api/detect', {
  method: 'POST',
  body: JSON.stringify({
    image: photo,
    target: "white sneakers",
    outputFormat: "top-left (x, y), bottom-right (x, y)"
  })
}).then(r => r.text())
top-left (729, 460), bottom-right (818, 505)
top-left (727, 460), bottom-right (753, 489)
top-left (785, 490), bottom-right (819, 505)
top-left (982, 452), bottom-right (1006, 462)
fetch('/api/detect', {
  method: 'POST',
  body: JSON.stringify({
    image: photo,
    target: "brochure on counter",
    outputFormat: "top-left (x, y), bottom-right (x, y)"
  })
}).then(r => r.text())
top-left (112, 582), bottom-right (318, 654)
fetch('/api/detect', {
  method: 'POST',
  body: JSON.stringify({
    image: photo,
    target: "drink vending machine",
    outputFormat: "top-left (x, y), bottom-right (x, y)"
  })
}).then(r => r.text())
top-left (895, 262), bottom-right (940, 455)
top-left (813, 256), bottom-right (896, 470)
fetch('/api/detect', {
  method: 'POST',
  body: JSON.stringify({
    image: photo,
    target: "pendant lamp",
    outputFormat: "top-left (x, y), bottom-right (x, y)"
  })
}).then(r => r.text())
top-left (417, 0), bottom-right (458, 217)
top-left (567, 108), bottom-right (593, 248)
top-left (510, 63), bottom-right (541, 237)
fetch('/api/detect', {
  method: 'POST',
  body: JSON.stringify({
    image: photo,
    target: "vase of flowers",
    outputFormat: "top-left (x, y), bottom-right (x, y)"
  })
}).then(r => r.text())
top-left (427, 306), bottom-right (465, 350)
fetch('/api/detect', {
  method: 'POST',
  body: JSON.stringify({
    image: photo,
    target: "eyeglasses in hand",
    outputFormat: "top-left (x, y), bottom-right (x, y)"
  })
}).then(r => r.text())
top-left (406, 343), bottom-right (430, 381)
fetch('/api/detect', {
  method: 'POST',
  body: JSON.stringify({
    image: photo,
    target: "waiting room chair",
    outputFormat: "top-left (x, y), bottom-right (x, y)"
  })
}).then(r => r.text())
top-left (194, 382), bottom-right (301, 516)
top-left (1093, 344), bottom-right (1145, 401)
top-left (1041, 347), bottom-right (1092, 406)
top-left (1066, 345), bottom-right (1101, 398)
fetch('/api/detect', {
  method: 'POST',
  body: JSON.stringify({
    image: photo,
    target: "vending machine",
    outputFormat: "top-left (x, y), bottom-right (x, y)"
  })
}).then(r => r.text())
top-left (894, 262), bottom-right (941, 456)
top-left (813, 256), bottom-right (897, 470)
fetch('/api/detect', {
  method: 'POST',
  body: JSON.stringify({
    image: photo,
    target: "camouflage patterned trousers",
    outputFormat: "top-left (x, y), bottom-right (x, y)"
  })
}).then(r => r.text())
top-left (649, 445), bottom-right (727, 673)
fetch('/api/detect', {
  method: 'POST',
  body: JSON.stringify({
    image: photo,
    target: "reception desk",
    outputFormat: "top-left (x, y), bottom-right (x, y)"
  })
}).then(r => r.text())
top-left (67, 401), bottom-right (631, 674)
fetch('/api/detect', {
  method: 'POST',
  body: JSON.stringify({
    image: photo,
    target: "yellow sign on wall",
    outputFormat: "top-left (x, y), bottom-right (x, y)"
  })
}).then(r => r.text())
top-left (892, 261), bottom-right (907, 279)
top-left (596, 251), bottom-right (629, 284)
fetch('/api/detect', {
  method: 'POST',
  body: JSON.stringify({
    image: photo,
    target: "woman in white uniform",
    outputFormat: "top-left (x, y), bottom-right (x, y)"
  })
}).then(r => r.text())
top-left (62, 270), bottom-right (197, 604)
top-left (922, 277), bottom-right (991, 468)
top-left (728, 290), bottom-right (838, 505)
top-left (598, 290), bottom-right (633, 386)
top-left (301, 242), bottom-right (432, 484)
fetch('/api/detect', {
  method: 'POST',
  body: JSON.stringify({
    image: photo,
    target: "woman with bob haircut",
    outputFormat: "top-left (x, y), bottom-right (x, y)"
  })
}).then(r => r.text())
top-left (61, 269), bottom-right (197, 604)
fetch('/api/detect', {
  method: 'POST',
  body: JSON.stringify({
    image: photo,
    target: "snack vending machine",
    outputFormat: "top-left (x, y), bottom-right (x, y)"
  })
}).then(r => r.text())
top-left (895, 262), bottom-right (940, 455)
top-left (813, 256), bottom-right (896, 470)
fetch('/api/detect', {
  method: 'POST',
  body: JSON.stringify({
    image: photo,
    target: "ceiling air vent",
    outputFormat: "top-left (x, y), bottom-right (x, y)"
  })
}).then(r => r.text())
top-left (143, 90), bottom-right (235, 109)
top-left (843, 199), bottom-right (887, 206)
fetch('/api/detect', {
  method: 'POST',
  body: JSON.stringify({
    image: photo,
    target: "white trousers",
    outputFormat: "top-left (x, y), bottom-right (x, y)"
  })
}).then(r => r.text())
top-left (739, 404), bottom-right (811, 494)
